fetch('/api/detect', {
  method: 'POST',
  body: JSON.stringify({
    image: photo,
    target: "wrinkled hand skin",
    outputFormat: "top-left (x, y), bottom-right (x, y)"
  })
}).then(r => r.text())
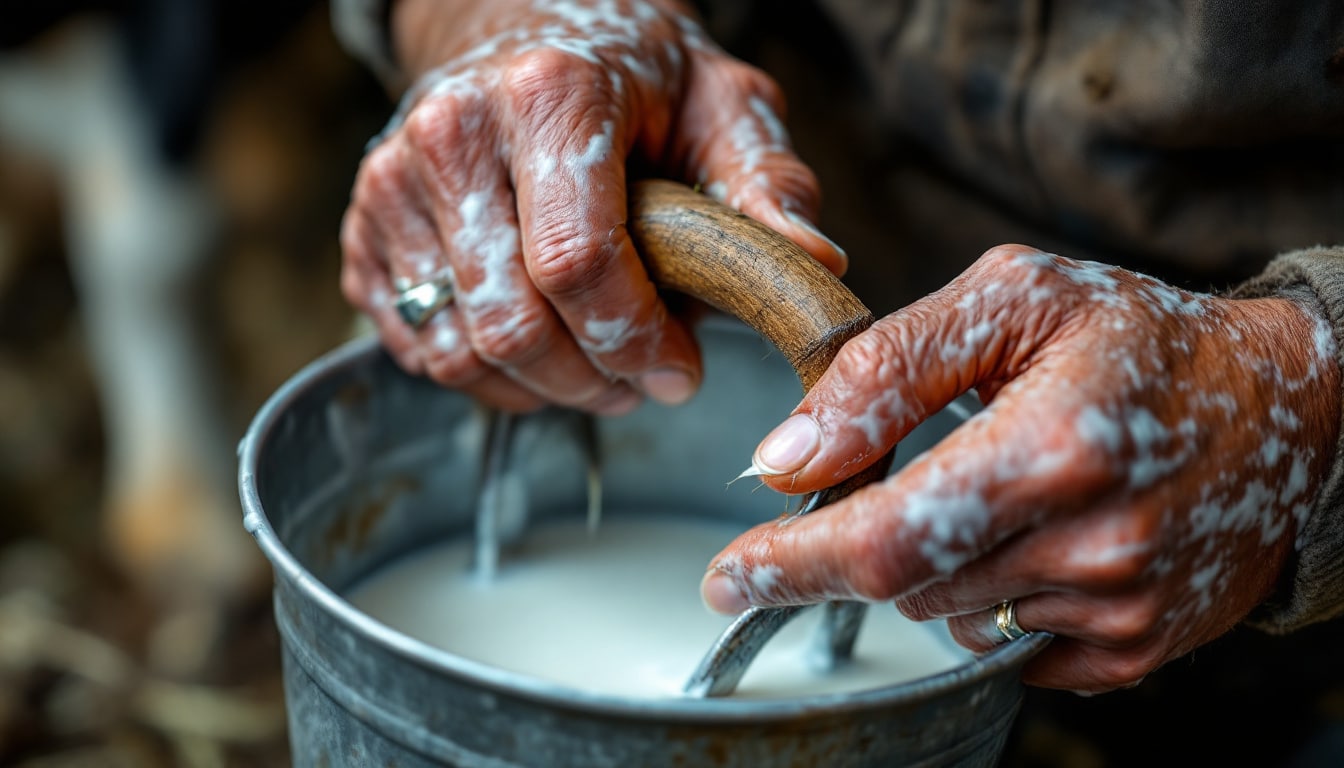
top-left (702, 244), bottom-right (1343, 694)
top-left (340, 0), bottom-right (846, 413)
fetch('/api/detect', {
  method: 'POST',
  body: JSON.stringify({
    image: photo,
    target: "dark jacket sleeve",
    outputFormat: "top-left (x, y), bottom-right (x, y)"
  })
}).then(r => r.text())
top-left (330, 0), bottom-right (399, 88)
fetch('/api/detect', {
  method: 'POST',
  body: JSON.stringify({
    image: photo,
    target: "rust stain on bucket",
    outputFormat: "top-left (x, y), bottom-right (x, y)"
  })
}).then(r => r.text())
top-left (321, 473), bottom-right (420, 560)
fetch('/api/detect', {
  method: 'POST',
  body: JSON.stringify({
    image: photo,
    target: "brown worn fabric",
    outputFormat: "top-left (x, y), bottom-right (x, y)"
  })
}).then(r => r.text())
top-left (810, 0), bottom-right (1344, 277)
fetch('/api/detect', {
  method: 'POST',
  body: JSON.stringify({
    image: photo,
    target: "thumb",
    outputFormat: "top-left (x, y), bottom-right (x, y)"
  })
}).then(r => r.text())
top-left (748, 244), bottom-right (1066, 495)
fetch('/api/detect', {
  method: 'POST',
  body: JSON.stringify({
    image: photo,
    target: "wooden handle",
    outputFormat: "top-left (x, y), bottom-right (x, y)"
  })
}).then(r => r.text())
top-left (628, 179), bottom-right (872, 391)
top-left (628, 179), bottom-right (892, 496)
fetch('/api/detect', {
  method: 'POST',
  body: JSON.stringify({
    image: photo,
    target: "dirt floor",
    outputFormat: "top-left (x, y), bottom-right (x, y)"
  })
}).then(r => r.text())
top-left (3, 5), bottom-right (1344, 768)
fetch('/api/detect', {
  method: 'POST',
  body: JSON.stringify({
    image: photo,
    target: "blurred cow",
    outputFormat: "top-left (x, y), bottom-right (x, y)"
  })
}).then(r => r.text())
top-left (0, 0), bottom-right (330, 673)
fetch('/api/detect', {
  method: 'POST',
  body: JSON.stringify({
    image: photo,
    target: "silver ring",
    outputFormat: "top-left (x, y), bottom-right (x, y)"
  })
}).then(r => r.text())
top-left (993, 600), bottom-right (1028, 642)
top-left (394, 275), bottom-right (455, 328)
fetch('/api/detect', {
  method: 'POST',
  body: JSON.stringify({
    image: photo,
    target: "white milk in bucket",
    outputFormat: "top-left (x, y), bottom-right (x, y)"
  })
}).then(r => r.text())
top-left (346, 512), bottom-right (973, 699)
top-left (243, 330), bottom-right (1049, 766)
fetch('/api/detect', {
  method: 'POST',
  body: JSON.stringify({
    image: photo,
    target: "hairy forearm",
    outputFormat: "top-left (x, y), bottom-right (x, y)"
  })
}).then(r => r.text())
top-left (389, 0), bottom-right (701, 79)
top-left (390, 0), bottom-right (521, 77)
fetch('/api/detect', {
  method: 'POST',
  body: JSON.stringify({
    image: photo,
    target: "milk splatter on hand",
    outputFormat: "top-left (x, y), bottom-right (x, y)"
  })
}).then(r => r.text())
top-left (700, 244), bottom-right (1342, 694)
top-left (340, 0), bottom-right (845, 412)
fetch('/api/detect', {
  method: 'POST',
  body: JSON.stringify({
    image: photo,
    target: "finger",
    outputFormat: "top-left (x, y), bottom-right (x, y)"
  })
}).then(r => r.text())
top-left (1018, 638), bottom-right (1157, 694)
top-left (339, 137), bottom-right (545, 410)
top-left (701, 380), bottom-right (1116, 613)
top-left (416, 311), bottom-right (554, 412)
top-left (943, 595), bottom-right (1164, 693)
top-left (344, 129), bottom-right (611, 411)
top-left (339, 147), bottom-right (426, 375)
top-left (944, 592), bottom-right (1161, 655)
top-left (402, 90), bottom-right (643, 414)
top-left (342, 160), bottom-right (549, 410)
top-left (358, 139), bottom-right (455, 345)
top-left (894, 502), bottom-right (1161, 620)
top-left (750, 244), bottom-right (1079, 492)
top-left (504, 57), bottom-right (704, 406)
top-left (683, 57), bottom-right (848, 275)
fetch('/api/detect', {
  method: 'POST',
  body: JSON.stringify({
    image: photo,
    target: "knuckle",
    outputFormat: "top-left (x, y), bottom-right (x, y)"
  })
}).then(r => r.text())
top-left (1093, 596), bottom-right (1162, 646)
top-left (728, 161), bottom-right (820, 214)
top-left (972, 244), bottom-right (1061, 285)
top-left (339, 263), bottom-right (390, 316)
top-left (839, 521), bottom-right (903, 602)
top-left (422, 342), bottom-right (482, 386)
top-left (977, 243), bottom-right (1041, 269)
top-left (978, 243), bottom-right (1025, 263)
top-left (1038, 419), bottom-right (1117, 490)
top-left (718, 57), bottom-right (787, 112)
top-left (338, 210), bottom-right (362, 253)
top-left (1067, 435), bottom-right (1117, 487)
top-left (401, 97), bottom-right (479, 168)
top-left (502, 48), bottom-right (599, 118)
top-left (339, 215), bottom-right (379, 270)
top-left (529, 233), bottom-right (609, 299)
top-left (469, 308), bottom-right (553, 366)
top-left (359, 141), bottom-right (402, 190)
top-left (352, 141), bottom-right (397, 190)
top-left (765, 162), bottom-right (820, 199)
top-left (894, 592), bottom-right (942, 622)
top-left (402, 99), bottom-right (457, 148)
top-left (338, 267), bottom-right (366, 308)
top-left (1066, 512), bottom-right (1161, 585)
top-left (835, 329), bottom-right (899, 384)
top-left (1088, 652), bottom-right (1160, 691)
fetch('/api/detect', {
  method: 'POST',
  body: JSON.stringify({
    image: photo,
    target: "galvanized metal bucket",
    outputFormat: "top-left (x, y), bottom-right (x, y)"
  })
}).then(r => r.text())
top-left (238, 313), bottom-right (1049, 768)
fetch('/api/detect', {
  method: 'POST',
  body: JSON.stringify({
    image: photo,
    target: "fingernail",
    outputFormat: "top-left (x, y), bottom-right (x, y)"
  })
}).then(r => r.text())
top-left (728, 464), bottom-right (768, 485)
top-left (755, 414), bottom-right (820, 474)
top-left (784, 210), bottom-right (848, 269)
top-left (639, 368), bottom-right (696, 406)
top-left (701, 571), bottom-right (750, 614)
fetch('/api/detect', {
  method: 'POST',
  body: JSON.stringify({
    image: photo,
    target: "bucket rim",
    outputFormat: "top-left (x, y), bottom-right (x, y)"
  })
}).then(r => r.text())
top-left (238, 330), bottom-right (1052, 722)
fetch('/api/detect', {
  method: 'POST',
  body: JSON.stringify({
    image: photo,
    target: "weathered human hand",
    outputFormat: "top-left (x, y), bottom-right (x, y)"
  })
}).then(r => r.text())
top-left (700, 244), bottom-right (1341, 693)
top-left (340, 0), bottom-right (845, 413)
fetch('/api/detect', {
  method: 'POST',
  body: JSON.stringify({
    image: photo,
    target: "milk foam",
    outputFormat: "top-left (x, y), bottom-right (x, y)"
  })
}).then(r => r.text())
top-left (346, 514), bottom-right (972, 699)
